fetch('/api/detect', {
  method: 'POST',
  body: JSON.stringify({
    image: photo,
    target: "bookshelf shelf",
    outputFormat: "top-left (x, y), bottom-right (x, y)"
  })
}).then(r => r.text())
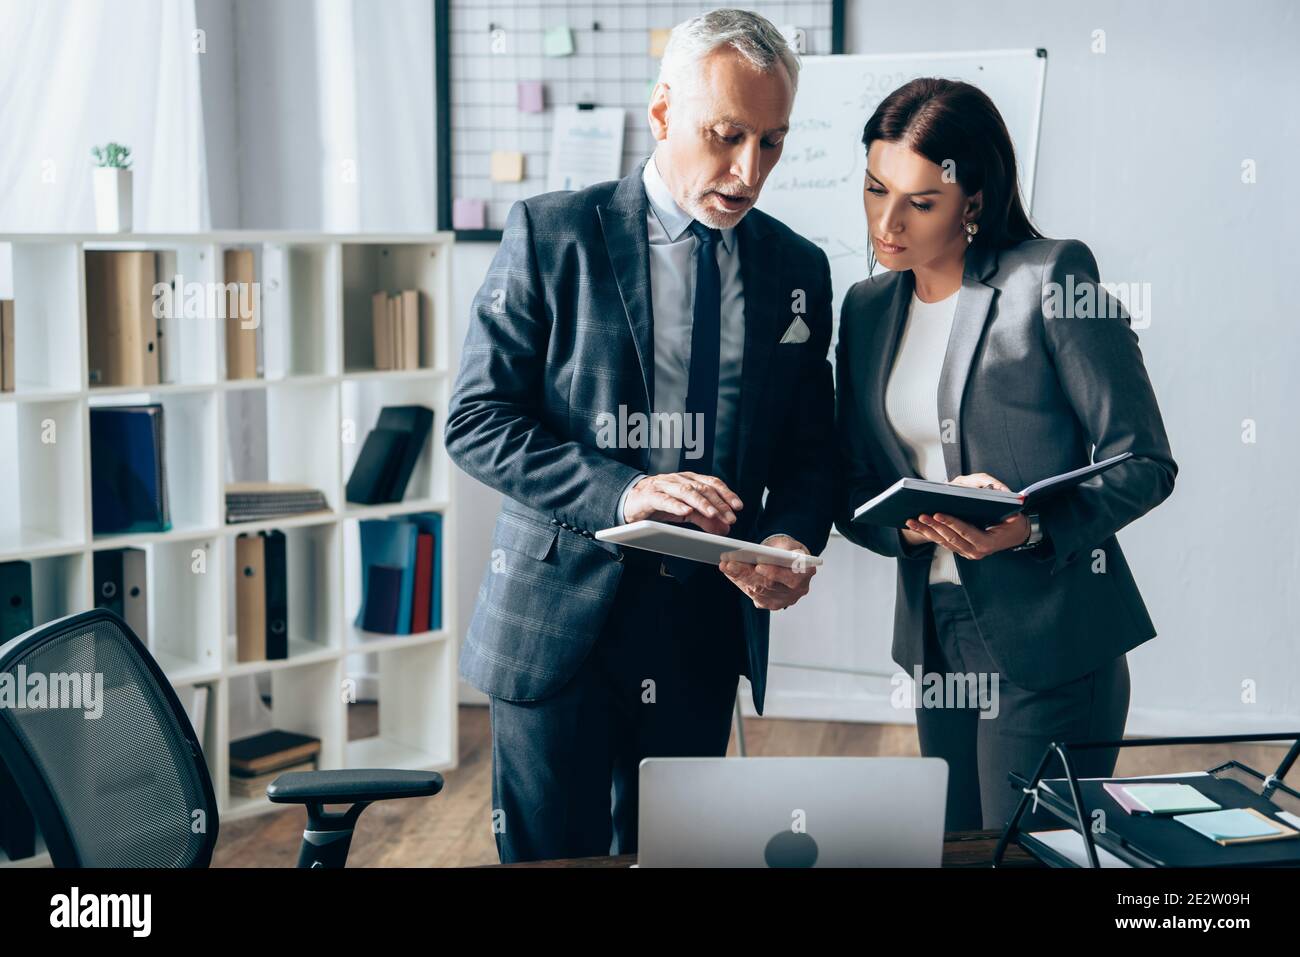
top-left (0, 231), bottom-right (459, 866)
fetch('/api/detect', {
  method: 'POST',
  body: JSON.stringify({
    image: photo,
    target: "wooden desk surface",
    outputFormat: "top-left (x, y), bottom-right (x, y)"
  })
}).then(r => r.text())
top-left (490, 829), bottom-right (1042, 868)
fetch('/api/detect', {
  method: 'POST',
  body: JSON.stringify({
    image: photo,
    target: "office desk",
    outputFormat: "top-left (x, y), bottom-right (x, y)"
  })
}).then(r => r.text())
top-left (492, 829), bottom-right (1043, 867)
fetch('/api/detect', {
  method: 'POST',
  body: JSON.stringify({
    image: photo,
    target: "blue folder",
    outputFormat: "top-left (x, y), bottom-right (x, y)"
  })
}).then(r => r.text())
top-left (355, 519), bottom-right (419, 634)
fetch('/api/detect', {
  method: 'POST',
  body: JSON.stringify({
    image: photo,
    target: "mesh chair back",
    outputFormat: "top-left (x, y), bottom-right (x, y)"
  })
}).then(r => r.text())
top-left (0, 609), bottom-right (218, 867)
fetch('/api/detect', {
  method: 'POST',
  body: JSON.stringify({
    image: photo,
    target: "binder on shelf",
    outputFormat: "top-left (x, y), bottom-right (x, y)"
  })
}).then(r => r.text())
top-left (262, 529), bottom-right (288, 660)
top-left (355, 519), bottom-right (418, 635)
top-left (345, 405), bottom-right (433, 505)
top-left (0, 561), bottom-right (34, 643)
top-left (234, 533), bottom-right (267, 662)
top-left (122, 548), bottom-right (148, 642)
top-left (0, 298), bottom-right (14, 392)
top-left (377, 405), bottom-right (433, 501)
top-left (0, 758), bottom-right (35, 861)
top-left (89, 404), bottom-right (170, 535)
top-left (344, 428), bottom-right (409, 505)
top-left (360, 564), bottom-right (404, 633)
top-left (995, 731), bottom-right (1300, 868)
top-left (223, 248), bottom-right (259, 379)
top-left (92, 549), bottom-right (124, 618)
top-left (84, 251), bottom-right (160, 387)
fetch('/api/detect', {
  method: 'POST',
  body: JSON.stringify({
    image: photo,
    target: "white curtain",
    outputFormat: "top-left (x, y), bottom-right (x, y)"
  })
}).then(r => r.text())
top-left (0, 0), bottom-right (210, 232)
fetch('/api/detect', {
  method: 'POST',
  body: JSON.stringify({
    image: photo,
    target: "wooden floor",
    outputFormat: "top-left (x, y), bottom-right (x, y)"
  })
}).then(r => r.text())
top-left (212, 703), bottom-right (1297, 867)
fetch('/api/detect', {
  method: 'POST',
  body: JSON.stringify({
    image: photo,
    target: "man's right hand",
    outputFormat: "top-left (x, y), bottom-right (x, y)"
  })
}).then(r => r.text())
top-left (622, 472), bottom-right (743, 536)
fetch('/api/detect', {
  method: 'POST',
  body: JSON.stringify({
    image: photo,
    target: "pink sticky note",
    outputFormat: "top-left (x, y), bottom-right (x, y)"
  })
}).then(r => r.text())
top-left (518, 81), bottom-right (544, 113)
top-left (452, 198), bottom-right (486, 230)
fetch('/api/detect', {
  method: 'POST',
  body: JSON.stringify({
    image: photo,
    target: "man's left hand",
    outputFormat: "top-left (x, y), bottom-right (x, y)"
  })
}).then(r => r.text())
top-left (720, 535), bottom-right (816, 610)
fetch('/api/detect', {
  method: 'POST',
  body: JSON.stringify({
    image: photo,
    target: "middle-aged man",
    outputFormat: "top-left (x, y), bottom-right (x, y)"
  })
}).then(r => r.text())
top-left (445, 9), bottom-right (835, 863)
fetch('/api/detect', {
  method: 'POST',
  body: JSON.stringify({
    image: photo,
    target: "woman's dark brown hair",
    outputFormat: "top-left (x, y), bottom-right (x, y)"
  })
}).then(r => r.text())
top-left (861, 77), bottom-right (1042, 249)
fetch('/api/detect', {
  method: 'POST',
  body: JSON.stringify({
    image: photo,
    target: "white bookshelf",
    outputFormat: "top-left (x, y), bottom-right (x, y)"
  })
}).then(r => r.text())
top-left (0, 232), bottom-right (460, 864)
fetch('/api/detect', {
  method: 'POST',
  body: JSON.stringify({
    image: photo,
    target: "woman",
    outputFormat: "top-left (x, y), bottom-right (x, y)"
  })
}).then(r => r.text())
top-left (834, 78), bottom-right (1177, 831)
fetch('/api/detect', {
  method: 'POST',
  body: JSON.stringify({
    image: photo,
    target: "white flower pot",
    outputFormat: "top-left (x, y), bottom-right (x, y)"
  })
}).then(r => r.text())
top-left (93, 167), bottom-right (133, 233)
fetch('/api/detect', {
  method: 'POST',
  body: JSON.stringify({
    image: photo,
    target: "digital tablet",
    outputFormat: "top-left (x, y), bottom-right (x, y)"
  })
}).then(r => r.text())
top-left (594, 520), bottom-right (823, 569)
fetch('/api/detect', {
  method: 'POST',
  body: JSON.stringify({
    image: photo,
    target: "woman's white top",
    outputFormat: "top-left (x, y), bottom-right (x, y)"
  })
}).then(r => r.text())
top-left (883, 288), bottom-right (962, 585)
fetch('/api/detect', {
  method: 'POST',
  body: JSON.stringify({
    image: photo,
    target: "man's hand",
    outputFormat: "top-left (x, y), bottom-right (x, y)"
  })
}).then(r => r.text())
top-left (720, 535), bottom-right (816, 610)
top-left (623, 472), bottom-right (743, 536)
top-left (901, 472), bottom-right (1030, 559)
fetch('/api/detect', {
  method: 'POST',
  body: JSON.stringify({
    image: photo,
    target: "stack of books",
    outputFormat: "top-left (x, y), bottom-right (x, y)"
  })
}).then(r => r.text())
top-left (0, 299), bottom-right (14, 392)
top-left (228, 730), bottom-right (320, 799)
top-left (90, 404), bottom-right (171, 535)
top-left (355, 512), bottom-right (443, 635)
top-left (370, 289), bottom-right (421, 370)
top-left (225, 482), bottom-right (330, 523)
top-left (345, 405), bottom-right (434, 505)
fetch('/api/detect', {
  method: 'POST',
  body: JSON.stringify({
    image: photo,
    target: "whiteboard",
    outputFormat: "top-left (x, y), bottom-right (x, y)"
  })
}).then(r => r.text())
top-left (757, 50), bottom-right (1047, 324)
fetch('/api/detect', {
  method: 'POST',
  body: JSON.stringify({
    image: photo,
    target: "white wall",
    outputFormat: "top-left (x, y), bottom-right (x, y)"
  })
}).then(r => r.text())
top-left (229, 0), bottom-right (435, 232)
top-left (754, 0), bottom-right (1299, 735)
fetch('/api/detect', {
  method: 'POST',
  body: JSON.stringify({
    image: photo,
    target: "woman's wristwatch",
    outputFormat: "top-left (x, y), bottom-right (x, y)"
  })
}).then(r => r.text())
top-left (1011, 512), bottom-right (1044, 551)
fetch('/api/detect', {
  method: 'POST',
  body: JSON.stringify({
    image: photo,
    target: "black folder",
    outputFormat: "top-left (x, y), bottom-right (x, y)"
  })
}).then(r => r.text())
top-left (0, 759), bottom-right (35, 860)
top-left (0, 561), bottom-right (33, 643)
top-left (93, 550), bottom-right (124, 618)
top-left (374, 405), bottom-right (433, 502)
top-left (345, 427), bottom-right (409, 505)
top-left (262, 530), bottom-right (288, 660)
top-left (853, 452), bottom-right (1133, 529)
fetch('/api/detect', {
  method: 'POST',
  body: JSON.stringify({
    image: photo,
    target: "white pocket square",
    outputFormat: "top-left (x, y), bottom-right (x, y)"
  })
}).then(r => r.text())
top-left (779, 316), bottom-right (810, 344)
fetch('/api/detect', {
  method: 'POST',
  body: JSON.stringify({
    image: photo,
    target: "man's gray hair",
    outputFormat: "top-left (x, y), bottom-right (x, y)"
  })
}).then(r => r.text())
top-left (658, 8), bottom-right (800, 94)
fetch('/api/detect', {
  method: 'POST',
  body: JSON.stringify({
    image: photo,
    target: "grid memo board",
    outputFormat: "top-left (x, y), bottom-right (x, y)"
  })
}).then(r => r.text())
top-left (436, 0), bottom-right (843, 239)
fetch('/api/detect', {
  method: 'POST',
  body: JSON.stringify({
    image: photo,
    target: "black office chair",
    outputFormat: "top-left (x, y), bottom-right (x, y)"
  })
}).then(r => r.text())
top-left (0, 608), bottom-right (442, 867)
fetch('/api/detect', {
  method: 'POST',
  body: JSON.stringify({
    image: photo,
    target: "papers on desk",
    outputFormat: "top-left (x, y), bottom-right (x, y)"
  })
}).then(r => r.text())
top-left (1174, 807), bottom-right (1300, 846)
top-left (547, 106), bottom-right (625, 192)
top-left (1027, 829), bottom-right (1132, 868)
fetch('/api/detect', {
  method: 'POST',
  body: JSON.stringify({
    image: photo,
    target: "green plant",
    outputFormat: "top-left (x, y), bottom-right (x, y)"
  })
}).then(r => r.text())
top-left (91, 143), bottom-right (132, 169)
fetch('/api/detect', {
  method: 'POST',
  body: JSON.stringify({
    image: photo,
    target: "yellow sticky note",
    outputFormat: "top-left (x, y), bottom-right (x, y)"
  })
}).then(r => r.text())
top-left (491, 150), bottom-right (525, 183)
top-left (649, 28), bottom-right (672, 58)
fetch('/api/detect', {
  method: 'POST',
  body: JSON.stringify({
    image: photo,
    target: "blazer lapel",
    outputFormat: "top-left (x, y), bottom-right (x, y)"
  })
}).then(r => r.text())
top-left (734, 212), bottom-right (779, 484)
top-left (597, 165), bottom-right (655, 459)
top-left (936, 243), bottom-right (1000, 479)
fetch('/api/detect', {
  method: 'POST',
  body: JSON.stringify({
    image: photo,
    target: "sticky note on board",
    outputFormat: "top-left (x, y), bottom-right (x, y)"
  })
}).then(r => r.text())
top-left (518, 81), bottom-right (544, 113)
top-left (452, 198), bottom-right (486, 230)
top-left (543, 26), bottom-right (574, 57)
top-left (491, 151), bottom-right (525, 182)
top-left (649, 29), bottom-right (672, 57)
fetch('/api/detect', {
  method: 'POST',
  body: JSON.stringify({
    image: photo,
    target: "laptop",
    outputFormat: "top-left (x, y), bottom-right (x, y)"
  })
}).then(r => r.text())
top-left (637, 756), bottom-right (948, 867)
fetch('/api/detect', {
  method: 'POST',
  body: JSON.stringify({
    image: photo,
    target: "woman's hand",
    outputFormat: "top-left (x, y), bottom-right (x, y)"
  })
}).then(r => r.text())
top-left (902, 473), bottom-right (1030, 559)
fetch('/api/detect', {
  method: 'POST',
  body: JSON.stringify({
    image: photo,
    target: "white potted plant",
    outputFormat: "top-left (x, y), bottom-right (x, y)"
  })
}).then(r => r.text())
top-left (91, 142), bottom-right (133, 232)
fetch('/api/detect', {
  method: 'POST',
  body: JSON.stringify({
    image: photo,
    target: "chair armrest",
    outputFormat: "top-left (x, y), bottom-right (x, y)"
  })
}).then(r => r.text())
top-left (266, 768), bottom-right (443, 805)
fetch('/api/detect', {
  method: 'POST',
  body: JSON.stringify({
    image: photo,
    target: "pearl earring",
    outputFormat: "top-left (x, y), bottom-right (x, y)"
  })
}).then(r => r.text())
top-left (963, 221), bottom-right (979, 244)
